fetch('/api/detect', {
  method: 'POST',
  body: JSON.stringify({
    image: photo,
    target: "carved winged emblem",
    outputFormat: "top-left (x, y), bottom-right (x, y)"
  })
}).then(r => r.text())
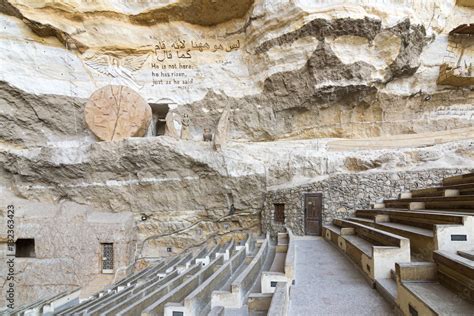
top-left (84, 53), bottom-right (150, 90)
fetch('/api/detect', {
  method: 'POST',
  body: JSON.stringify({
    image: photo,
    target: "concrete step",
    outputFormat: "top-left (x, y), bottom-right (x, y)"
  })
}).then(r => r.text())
top-left (355, 209), bottom-right (466, 230)
top-left (458, 249), bottom-right (474, 261)
top-left (411, 183), bottom-right (474, 198)
top-left (401, 281), bottom-right (474, 315)
top-left (443, 173), bottom-right (474, 186)
top-left (375, 278), bottom-right (398, 307)
top-left (383, 195), bottom-right (474, 211)
top-left (433, 250), bottom-right (474, 301)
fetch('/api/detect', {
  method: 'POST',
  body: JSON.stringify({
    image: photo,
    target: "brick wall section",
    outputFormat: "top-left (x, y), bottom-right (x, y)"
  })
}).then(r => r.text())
top-left (262, 168), bottom-right (473, 237)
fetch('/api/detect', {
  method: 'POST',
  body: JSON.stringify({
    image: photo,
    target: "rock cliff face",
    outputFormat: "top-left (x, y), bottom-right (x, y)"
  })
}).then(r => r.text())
top-left (0, 0), bottom-right (473, 308)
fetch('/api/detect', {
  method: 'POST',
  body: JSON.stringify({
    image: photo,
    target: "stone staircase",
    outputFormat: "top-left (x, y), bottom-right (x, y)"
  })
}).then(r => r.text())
top-left (323, 172), bottom-right (474, 315)
top-left (9, 233), bottom-right (294, 316)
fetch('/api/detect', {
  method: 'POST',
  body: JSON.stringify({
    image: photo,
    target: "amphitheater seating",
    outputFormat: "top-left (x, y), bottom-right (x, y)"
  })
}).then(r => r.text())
top-left (443, 172), bottom-right (474, 186)
top-left (58, 248), bottom-right (193, 315)
top-left (395, 261), bottom-right (474, 315)
top-left (259, 232), bottom-right (287, 293)
top-left (323, 171), bottom-right (474, 313)
top-left (263, 231), bottom-right (292, 315)
top-left (85, 246), bottom-right (212, 315)
top-left (410, 182), bottom-right (474, 197)
top-left (384, 195), bottom-right (474, 211)
top-left (162, 245), bottom-right (247, 315)
top-left (324, 219), bottom-right (411, 282)
top-left (350, 210), bottom-right (473, 261)
top-left (433, 250), bottom-right (474, 302)
top-left (19, 232), bottom-right (294, 316)
top-left (211, 237), bottom-right (269, 310)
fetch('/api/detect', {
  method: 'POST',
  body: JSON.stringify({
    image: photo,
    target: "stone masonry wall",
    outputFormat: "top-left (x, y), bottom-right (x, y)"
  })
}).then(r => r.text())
top-left (263, 168), bottom-right (473, 237)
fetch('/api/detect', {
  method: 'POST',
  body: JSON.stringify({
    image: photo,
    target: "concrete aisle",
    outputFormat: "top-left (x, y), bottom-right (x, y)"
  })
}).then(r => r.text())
top-left (288, 237), bottom-right (394, 316)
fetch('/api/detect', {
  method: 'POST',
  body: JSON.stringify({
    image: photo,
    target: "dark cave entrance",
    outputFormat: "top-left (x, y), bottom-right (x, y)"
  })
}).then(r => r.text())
top-left (149, 103), bottom-right (169, 136)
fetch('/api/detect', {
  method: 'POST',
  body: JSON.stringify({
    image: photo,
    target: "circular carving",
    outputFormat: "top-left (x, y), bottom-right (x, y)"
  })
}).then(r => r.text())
top-left (85, 85), bottom-right (151, 141)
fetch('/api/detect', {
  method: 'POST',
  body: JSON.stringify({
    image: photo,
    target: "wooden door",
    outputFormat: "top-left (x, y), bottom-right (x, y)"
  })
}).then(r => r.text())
top-left (304, 193), bottom-right (322, 236)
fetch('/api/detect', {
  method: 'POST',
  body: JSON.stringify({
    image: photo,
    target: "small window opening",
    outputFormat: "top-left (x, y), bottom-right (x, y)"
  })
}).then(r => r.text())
top-left (15, 239), bottom-right (35, 258)
top-left (149, 103), bottom-right (169, 136)
top-left (274, 203), bottom-right (285, 223)
top-left (101, 243), bottom-right (114, 273)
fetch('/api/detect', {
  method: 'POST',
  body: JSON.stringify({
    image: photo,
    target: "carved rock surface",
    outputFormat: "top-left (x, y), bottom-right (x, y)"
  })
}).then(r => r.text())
top-left (84, 85), bottom-right (152, 141)
top-left (213, 105), bottom-right (231, 150)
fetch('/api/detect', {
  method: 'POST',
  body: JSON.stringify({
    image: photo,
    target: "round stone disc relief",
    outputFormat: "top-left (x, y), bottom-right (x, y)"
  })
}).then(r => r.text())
top-left (85, 85), bottom-right (152, 141)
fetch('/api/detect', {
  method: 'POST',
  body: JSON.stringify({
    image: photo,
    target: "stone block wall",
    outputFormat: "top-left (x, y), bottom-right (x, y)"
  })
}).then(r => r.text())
top-left (262, 168), bottom-right (472, 237)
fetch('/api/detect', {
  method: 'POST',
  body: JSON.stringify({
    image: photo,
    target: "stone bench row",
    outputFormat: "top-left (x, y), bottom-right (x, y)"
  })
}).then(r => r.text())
top-left (443, 172), bottom-right (474, 186)
top-left (395, 260), bottom-right (474, 315)
top-left (323, 219), bottom-right (411, 283)
top-left (355, 209), bottom-right (473, 261)
top-left (433, 250), bottom-right (474, 302)
top-left (163, 244), bottom-right (248, 316)
top-left (264, 230), bottom-right (293, 316)
top-left (58, 249), bottom-right (196, 315)
top-left (59, 242), bottom-right (221, 315)
top-left (211, 236), bottom-right (269, 310)
top-left (144, 235), bottom-right (256, 315)
top-left (382, 195), bottom-right (474, 211)
top-left (103, 235), bottom-right (254, 315)
top-left (410, 182), bottom-right (474, 198)
top-left (102, 242), bottom-right (225, 316)
top-left (88, 246), bottom-right (214, 316)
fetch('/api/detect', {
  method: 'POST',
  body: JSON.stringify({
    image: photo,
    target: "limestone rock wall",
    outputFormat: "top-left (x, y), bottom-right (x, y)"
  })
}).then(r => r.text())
top-left (0, 1), bottom-right (473, 142)
top-left (0, 0), bottom-right (473, 308)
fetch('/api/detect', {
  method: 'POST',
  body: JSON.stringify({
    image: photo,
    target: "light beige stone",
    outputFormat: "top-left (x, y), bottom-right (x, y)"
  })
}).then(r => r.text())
top-left (164, 112), bottom-right (179, 138)
top-left (213, 105), bottom-right (231, 151)
top-left (84, 85), bottom-right (152, 141)
top-left (180, 114), bottom-right (191, 140)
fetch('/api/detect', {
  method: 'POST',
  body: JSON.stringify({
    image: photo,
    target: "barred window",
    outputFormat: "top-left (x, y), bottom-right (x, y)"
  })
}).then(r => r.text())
top-left (274, 203), bottom-right (285, 223)
top-left (101, 243), bottom-right (114, 273)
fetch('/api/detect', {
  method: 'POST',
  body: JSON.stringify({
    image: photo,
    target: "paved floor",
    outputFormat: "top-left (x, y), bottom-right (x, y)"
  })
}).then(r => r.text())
top-left (289, 237), bottom-right (394, 316)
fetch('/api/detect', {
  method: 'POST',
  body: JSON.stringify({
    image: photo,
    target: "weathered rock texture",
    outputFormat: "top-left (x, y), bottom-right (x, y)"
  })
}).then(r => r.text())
top-left (0, 1), bottom-right (473, 141)
top-left (213, 105), bottom-right (231, 150)
top-left (0, 0), bottom-right (473, 309)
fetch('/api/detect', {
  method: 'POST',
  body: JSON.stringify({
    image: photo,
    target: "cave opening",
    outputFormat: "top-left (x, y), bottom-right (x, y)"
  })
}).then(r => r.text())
top-left (149, 103), bottom-right (169, 136)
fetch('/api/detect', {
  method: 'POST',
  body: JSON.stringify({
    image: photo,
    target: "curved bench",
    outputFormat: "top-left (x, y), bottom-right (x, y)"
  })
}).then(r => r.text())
top-left (86, 249), bottom-right (203, 315)
top-left (323, 219), bottom-right (410, 282)
top-left (354, 209), bottom-right (473, 260)
top-left (140, 254), bottom-right (225, 315)
top-left (163, 245), bottom-right (247, 316)
top-left (261, 232), bottom-right (288, 294)
top-left (395, 261), bottom-right (474, 315)
top-left (61, 250), bottom-right (194, 315)
top-left (211, 236), bottom-right (269, 309)
top-left (96, 243), bottom-right (220, 315)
